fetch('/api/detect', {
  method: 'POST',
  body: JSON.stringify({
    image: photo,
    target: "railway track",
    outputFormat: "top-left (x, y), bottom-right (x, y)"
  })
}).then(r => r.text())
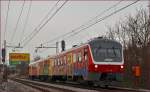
top-left (11, 78), bottom-right (75, 92)
top-left (10, 78), bottom-right (148, 92)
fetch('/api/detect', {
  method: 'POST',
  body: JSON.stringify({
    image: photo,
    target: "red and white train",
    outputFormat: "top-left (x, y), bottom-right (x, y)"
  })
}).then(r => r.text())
top-left (29, 37), bottom-right (124, 86)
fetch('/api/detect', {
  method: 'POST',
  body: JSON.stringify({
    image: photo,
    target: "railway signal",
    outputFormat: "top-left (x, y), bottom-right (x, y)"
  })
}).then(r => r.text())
top-left (2, 48), bottom-right (6, 63)
top-left (61, 40), bottom-right (65, 52)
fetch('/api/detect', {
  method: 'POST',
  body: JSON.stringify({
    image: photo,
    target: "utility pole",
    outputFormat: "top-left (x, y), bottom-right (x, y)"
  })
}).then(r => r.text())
top-left (1, 41), bottom-right (23, 82)
top-left (2, 40), bottom-right (7, 82)
top-left (56, 42), bottom-right (59, 54)
top-left (0, 0), bottom-right (1, 65)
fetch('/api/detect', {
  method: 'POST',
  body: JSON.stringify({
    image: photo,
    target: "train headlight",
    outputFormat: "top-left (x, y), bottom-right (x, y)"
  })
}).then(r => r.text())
top-left (95, 65), bottom-right (98, 68)
top-left (121, 65), bottom-right (124, 69)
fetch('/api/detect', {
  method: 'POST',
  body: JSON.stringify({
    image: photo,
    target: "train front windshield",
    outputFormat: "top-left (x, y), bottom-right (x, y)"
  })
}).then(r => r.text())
top-left (89, 39), bottom-right (122, 62)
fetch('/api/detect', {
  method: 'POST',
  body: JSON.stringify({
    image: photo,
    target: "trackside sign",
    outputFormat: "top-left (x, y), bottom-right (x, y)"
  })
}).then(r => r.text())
top-left (9, 53), bottom-right (30, 65)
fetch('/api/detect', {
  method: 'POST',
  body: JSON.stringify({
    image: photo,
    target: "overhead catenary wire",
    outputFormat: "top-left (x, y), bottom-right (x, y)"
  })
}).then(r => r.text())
top-left (40, 0), bottom-right (124, 46)
top-left (4, 0), bottom-right (11, 41)
top-left (81, 0), bottom-right (124, 26)
top-left (22, 0), bottom-right (68, 47)
top-left (40, 0), bottom-right (140, 52)
top-left (20, 0), bottom-right (61, 45)
top-left (19, 0), bottom-right (61, 54)
top-left (10, 0), bottom-right (25, 44)
top-left (39, 0), bottom-right (126, 53)
top-left (19, 0), bottom-right (32, 44)
top-left (64, 0), bottom-right (140, 41)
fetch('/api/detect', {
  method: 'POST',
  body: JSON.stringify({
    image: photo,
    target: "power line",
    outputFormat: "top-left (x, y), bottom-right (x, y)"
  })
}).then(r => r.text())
top-left (82, 0), bottom-right (124, 26)
top-left (19, 0), bottom-right (32, 44)
top-left (64, 0), bottom-right (140, 40)
top-left (10, 0), bottom-right (25, 43)
top-left (22, 0), bottom-right (68, 47)
top-left (40, 0), bottom-right (124, 45)
top-left (4, 0), bottom-right (10, 40)
top-left (41, 0), bottom-right (140, 51)
top-left (38, 0), bottom-right (125, 53)
top-left (20, 0), bottom-right (61, 45)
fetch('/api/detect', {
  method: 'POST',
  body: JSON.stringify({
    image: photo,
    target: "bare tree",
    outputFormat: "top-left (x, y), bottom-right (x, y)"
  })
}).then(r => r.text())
top-left (106, 8), bottom-right (149, 88)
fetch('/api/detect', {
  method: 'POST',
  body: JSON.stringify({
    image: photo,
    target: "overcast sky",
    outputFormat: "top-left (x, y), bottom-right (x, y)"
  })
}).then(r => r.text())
top-left (0, 0), bottom-right (149, 64)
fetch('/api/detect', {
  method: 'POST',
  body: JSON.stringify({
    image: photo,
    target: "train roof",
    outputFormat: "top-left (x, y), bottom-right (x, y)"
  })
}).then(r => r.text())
top-left (29, 59), bottom-right (43, 65)
top-left (29, 55), bottom-right (54, 66)
top-left (54, 44), bottom-right (89, 57)
top-left (88, 37), bottom-right (121, 44)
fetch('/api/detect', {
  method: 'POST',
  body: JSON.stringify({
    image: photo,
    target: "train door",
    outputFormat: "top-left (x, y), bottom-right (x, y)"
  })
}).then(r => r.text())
top-left (83, 47), bottom-right (88, 79)
top-left (29, 66), bottom-right (32, 76)
top-left (48, 58), bottom-right (52, 76)
top-left (39, 61), bottom-right (44, 76)
top-left (73, 51), bottom-right (77, 76)
top-left (77, 50), bottom-right (82, 76)
top-left (36, 63), bottom-right (39, 77)
top-left (67, 53), bottom-right (73, 78)
top-left (63, 55), bottom-right (67, 76)
top-left (43, 60), bottom-right (47, 75)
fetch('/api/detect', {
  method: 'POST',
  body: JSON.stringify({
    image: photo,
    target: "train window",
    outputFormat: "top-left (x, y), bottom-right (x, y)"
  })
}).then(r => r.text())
top-left (60, 58), bottom-right (61, 65)
top-left (56, 59), bottom-right (57, 66)
top-left (107, 48), bottom-right (121, 58)
top-left (89, 40), bottom-right (122, 62)
top-left (59, 58), bottom-right (61, 65)
top-left (53, 60), bottom-right (55, 66)
top-left (64, 58), bottom-right (66, 65)
top-left (64, 56), bottom-right (66, 65)
top-left (61, 58), bottom-right (63, 65)
top-left (73, 53), bottom-right (76, 62)
top-left (84, 49), bottom-right (88, 61)
top-left (62, 57), bottom-right (64, 65)
top-left (95, 48), bottom-right (106, 57)
top-left (78, 52), bottom-right (82, 63)
top-left (114, 49), bottom-right (121, 57)
top-left (68, 54), bottom-right (71, 63)
top-left (59, 59), bottom-right (61, 65)
top-left (77, 54), bottom-right (79, 61)
top-left (107, 49), bottom-right (115, 57)
top-left (63, 58), bottom-right (65, 65)
top-left (58, 59), bottom-right (60, 66)
top-left (60, 58), bottom-right (62, 65)
top-left (57, 59), bottom-right (58, 66)
top-left (51, 61), bottom-right (54, 66)
top-left (54, 59), bottom-right (56, 66)
top-left (84, 54), bottom-right (87, 61)
top-left (61, 59), bottom-right (63, 65)
top-left (56, 59), bottom-right (58, 66)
